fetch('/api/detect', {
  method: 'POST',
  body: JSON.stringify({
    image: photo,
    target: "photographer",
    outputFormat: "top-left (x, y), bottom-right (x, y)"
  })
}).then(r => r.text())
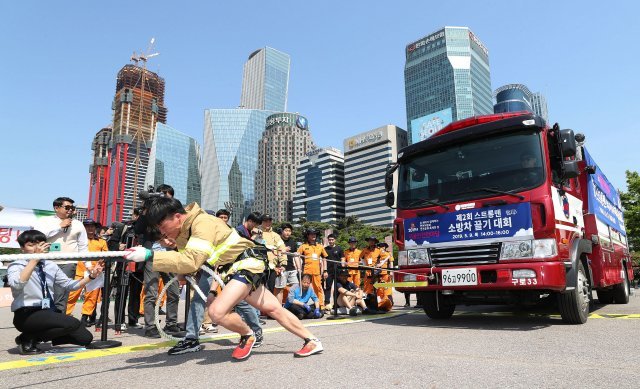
top-left (136, 184), bottom-right (181, 338)
top-left (8, 230), bottom-right (104, 354)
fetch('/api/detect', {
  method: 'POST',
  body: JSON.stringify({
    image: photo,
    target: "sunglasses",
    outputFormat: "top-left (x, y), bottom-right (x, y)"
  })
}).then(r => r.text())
top-left (60, 205), bottom-right (76, 210)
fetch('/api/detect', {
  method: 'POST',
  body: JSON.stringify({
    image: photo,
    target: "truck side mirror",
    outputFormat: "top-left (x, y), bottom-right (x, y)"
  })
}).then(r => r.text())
top-left (385, 174), bottom-right (393, 192)
top-left (560, 129), bottom-right (577, 158)
top-left (562, 160), bottom-right (580, 179)
top-left (385, 192), bottom-right (395, 208)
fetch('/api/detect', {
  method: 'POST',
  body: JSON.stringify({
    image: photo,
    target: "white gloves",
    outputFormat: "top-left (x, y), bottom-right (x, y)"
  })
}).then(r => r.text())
top-left (124, 247), bottom-right (153, 262)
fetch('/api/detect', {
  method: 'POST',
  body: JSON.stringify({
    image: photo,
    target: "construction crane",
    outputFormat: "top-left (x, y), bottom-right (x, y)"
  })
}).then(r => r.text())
top-left (130, 38), bottom-right (159, 211)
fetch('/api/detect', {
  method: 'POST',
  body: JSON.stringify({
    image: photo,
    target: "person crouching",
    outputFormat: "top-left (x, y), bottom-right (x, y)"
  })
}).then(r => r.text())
top-left (7, 230), bottom-right (104, 354)
top-left (285, 274), bottom-right (322, 320)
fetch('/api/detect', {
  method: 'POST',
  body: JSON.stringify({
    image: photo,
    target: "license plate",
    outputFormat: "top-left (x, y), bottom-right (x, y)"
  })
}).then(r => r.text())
top-left (441, 268), bottom-right (478, 286)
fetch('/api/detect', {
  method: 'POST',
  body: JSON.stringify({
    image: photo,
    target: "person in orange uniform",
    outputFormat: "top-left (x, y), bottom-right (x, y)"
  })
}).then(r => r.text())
top-left (360, 236), bottom-right (381, 296)
top-left (297, 229), bottom-right (327, 309)
top-left (376, 242), bottom-right (394, 302)
top-left (66, 219), bottom-right (107, 325)
top-left (343, 237), bottom-right (361, 287)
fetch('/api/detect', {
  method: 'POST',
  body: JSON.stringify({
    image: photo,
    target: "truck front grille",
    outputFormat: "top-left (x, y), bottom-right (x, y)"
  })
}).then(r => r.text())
top-left (429, 243), bottom-right (501, 267)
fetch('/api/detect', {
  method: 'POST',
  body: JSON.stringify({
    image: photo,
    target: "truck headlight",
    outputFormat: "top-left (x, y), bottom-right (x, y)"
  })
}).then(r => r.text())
top-left (532, 238), bottom-right (557, 258)
top-left (500, 240), bottom-right (533, 259)
top-left (407, 248), bottom-right (430, 265)
top-left (500, 239), bottom-right (558, 260)
top-left (398, 250), bottom-right (408, 266)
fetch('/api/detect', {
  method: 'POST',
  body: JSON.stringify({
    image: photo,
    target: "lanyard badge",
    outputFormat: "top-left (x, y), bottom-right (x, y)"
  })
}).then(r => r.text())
top-left (36, 263), bottom-right (54, 310)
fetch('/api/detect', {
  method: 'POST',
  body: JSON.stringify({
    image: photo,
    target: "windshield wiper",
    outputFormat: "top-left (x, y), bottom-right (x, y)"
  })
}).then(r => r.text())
top-left (457, 187), bottom-right (525, 200)
top-left (406, 198), bottom-right (450, 210)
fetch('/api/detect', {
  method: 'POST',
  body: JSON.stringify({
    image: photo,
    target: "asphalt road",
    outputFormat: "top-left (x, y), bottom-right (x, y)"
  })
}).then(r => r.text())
top-left (1, 291), bottom-right (640, 388)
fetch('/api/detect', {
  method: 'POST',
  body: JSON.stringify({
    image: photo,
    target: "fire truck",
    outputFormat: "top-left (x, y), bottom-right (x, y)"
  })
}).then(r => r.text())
top-left (386, 112), bottom-right (631, 324)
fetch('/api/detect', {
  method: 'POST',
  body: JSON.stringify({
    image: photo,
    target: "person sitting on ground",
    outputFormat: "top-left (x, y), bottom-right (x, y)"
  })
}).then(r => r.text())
top-left (335, 269), bottom-right (372, 316)
top-left (285, 274), bottom-right (322, 320)
top-left (8, 230), bottom-right (104, 355)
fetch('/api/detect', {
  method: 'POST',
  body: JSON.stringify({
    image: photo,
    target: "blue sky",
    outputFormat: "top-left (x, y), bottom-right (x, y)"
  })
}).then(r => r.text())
top-left (0, 1), bottom-right (638, 211)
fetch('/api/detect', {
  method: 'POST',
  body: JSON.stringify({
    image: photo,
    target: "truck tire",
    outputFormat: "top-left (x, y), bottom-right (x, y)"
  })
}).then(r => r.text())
top-left (422, 292), bottom-right (455, 319)
top-left (612, 266), bottom-right (630, 304)
top-left (596, 289), bottom-right (614, 304)
top-left (558, 261), bottom-right (590, 324)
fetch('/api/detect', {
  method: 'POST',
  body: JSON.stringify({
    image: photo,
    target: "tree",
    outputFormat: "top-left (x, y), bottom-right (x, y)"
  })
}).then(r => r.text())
top-left (620, 170), bottom-right (640, 264)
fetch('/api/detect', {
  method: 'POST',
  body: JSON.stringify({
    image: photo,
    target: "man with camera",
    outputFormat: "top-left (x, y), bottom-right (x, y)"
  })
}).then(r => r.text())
top-left (34, 197), bottom-right (89, 314)
top-left (135, 184), bottom-right (181, 338)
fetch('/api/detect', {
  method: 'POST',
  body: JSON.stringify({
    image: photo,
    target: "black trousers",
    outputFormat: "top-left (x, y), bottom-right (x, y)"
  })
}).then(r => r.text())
top-left (13, 307), bottom-right (93, 346)
top-left (287, 304), bottom-right (316, 320)
top-left (323, 275), bottom-right (334, 305)
top-left (127, 270), bottom-right (144, 324)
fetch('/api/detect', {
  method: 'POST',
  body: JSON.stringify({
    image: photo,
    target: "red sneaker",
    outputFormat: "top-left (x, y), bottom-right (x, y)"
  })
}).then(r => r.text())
top-left (231, 334), bottom-right (255, 360)
top-left (294, 338), bottom-right (323, 358)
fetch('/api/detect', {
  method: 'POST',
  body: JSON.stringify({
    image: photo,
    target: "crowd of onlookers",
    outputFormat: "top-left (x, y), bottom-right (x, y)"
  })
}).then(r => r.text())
top-left (4, 185), bottom-right (405, 355)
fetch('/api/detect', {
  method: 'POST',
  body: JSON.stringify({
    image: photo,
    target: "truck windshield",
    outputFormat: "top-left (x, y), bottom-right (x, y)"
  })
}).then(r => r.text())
top-left (397, 130), bottom-right (544, 208)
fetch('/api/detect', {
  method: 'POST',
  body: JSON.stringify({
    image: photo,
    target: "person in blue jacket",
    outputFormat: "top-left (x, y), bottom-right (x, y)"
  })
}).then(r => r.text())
top-left (285, 274), bottom-right (322, 319)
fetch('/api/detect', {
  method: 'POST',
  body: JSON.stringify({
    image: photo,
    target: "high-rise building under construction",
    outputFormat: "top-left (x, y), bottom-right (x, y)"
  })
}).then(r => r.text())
top-left (88, 63), bottom-right (167, 224)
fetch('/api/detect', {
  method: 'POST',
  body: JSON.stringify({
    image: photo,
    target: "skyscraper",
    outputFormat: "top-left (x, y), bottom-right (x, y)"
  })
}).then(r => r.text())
top-left (343, 125), bottom-right (407, 227)
top-left (494, 84), bottom-right (533, 114)
top-left (87, 64), bottom-right (167, 224)
top-left (201, 109), bottom-right (276, 226)
top-left (255, 113), bottom-right (315, 221)
top-left (201, 47), bottom-right (291, 226)
top-left (292, 148), bottom-right (345, 225)
top-left (145, 123), bottom-right (202, 205)
top-left (87, 127), bottom-right (112, 223)
top-left (405, 26), bottom-right (492, 144)
top-left (240, 47), bottom-right (290, 111)
top-left (531, 92), bottom-right (549, 123)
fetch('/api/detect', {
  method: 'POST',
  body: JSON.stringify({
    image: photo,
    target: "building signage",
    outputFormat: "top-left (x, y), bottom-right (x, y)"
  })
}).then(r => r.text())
top-left (469, 31), bottom-right (489, 57)
top-left (407, 30), bottom-right (445, 53)
top-left (410, 107), bottom-right (453, 144)
top-left (266, 114), bottom-right (308, 130)
top-left (346, 131), bottom-right (384, 151)
top-left (404, 203), bottom-right (533, 247)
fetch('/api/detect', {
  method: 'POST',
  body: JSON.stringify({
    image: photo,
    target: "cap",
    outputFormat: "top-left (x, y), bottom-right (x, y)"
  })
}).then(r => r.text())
top-left (348, 237), bottom-right (357, 243)
top-left (262, 214), bottom-right (273, 221)
top-left (377, 242), bottom-right (389, 248)
top-left (367, 236), bottom-right (379, 242)
top-left (305, 228), bottom-right (318, 235)
top-left (337, 269), bottom-right (350, 277)
top-left (82, 218), bottom-right (98, 226)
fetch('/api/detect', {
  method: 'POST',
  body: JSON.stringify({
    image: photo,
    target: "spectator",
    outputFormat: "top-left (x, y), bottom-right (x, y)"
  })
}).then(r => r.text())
top-left (34, 197), bottom-right (89, 313)
top-left (236, 212), bottom-right (262, 240)
top-left (260, 214), bottom-right (287, 304)
top-left (8, 230), bottom-right (104, 354)
top-left (279, 223), bottom-right (300, 299)
top-left (285, 274), bottom-right (322, 319)
top-left (335, 269), bottom-right (371, 316)
top-left (297, 229), bottom-right (328, 309)
top-left (323, 233), bottom-right (343, 308)
top-left (66, 219), bottom-right (107, 326)
top-left (344, 237), bottom-right (362, 287)
top-left (360, 236), bottom-right (381, 296)
top-left (215, 209), bottom-right (231, 225)
top-left (376, 242), bottom-right (394, 305)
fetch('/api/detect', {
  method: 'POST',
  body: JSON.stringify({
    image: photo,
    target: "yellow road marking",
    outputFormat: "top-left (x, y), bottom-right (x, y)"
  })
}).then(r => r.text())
top-left (373, 281), bottom-right (429, 288)
top-left (0, 311), bottom-right (406, 372)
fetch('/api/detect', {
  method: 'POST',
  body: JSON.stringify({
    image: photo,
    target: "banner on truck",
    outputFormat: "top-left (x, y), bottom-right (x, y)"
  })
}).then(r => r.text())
top-left (404, 202), bottom-right (533, 247)
top-left (583, 148), bottom-right (626, 235)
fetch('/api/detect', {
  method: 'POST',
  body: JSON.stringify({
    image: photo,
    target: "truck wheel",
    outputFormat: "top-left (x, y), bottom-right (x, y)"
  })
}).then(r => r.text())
top-left (612, 265), bottom-right (630, 304)
top-left (558, 262), bottom-right (590, 324)
top-left (422, 292), bottom-right (455, 319)
top-left (596, 289), bottom-right (614, 304)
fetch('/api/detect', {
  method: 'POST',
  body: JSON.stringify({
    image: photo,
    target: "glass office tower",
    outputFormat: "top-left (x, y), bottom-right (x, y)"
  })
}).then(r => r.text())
top-left (240, 47), bottom-right (290, 112)
top-left (145, 123), bottom-right (201, 205)
top-left (201, 109), bottom-right (275, 226)
top-left (405, 26), bottom-right (492, 144)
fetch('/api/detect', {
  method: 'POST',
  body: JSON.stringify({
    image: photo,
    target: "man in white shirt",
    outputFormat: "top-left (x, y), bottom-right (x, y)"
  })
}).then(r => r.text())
top-left (34, 197), bottom-right (89, 313)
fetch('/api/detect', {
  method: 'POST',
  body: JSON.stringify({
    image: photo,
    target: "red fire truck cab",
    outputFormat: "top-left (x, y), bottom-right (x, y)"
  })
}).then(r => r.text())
top-left (386, 112), bottom-right (631, 324)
